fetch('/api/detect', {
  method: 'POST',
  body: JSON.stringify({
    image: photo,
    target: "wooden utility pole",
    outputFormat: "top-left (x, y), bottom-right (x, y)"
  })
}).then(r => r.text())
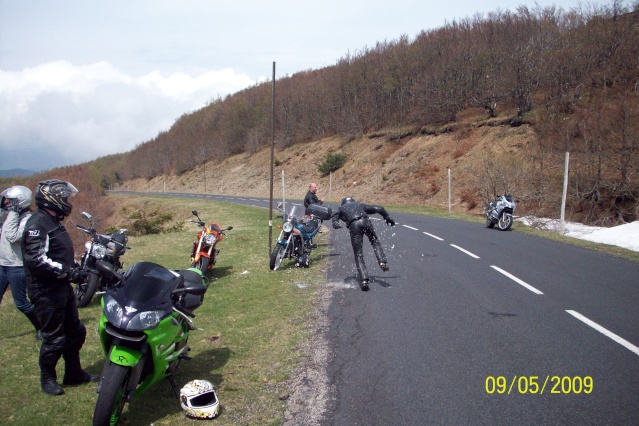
top-left (268, 62), bottom-right (276, 254)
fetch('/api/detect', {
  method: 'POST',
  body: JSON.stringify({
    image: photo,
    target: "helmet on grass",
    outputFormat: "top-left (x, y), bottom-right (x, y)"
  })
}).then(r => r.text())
top-left (180, 380), bottom-right (220, 419)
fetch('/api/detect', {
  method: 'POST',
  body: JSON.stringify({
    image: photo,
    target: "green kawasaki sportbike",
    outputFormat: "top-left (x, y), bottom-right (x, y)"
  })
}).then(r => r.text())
top-left (92, 261), bottom-right (208, 426)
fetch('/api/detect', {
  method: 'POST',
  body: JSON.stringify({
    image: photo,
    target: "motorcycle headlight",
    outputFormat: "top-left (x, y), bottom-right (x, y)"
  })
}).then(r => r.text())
top-left (104, 294), bottom-right (124, 326)
top-left (282, 221), bottom-right (294, 233)
top-left (92, 244), bottom-right (107, 259)
top-left (84, 241), bottom-right (92, 252)
top-left (126, 310), bottom-right (167, 331)
top-left (203, 234), bottom-right (217, 245)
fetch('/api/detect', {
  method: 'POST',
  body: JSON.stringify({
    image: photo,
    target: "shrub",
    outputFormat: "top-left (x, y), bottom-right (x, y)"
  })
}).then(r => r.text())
top-left (318, 152), bottom-right (347, 175)
top-left (460, 187), bottom-right (479, 210)
top-left (121, 206), bottom-right (185, 236)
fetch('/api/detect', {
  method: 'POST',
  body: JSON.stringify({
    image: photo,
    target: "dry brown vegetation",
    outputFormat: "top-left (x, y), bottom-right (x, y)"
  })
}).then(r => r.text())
top-left (2, 3), bottom-right (638, 227)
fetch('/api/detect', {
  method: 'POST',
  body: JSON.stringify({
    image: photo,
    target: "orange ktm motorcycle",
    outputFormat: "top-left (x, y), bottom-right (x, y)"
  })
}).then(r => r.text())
top-left (190, 210), bottom-right (233, 275)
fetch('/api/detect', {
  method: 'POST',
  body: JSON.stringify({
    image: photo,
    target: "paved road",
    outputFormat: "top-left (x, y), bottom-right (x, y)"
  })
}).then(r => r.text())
top-left (114, 192), bottom-right (639, 424)
top-left (324, 211), bottom-right (639, 425)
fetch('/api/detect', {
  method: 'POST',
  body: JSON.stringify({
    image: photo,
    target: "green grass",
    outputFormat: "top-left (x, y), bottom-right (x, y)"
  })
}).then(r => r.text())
top-left (0, 195), bottom-right (327, 425)
top-left (2, 194), bottom-right (635, 425)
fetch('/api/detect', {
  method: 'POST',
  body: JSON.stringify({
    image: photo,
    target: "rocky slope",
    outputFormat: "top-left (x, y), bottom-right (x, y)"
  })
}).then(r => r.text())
top-left (122, 112), bottom-right (535, 216)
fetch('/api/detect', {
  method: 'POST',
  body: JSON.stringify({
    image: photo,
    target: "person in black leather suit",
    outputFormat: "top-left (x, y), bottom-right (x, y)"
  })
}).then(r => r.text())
top-left (22, 179), bottom-right (98, 396)
top-left (331, 197), bottom-right (395, 291)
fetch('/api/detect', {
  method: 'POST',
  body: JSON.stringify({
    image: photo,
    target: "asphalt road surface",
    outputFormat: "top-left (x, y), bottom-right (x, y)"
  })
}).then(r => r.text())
top-left (115, 192), bottom-right (639, 425)
top-left (323, 210), bottom-right (639, 425)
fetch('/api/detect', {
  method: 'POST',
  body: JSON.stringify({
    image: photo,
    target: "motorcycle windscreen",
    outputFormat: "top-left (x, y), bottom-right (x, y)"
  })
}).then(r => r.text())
top-left (286, 204), bottom-right (306, 220)
top-left (120, 262), bottom-right (182, 307)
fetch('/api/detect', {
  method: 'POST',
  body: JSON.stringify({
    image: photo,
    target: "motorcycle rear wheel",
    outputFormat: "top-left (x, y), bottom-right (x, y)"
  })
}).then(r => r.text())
top-left (74, 273), bottom-right (99, 308)
top-left (93, 363), bottom-right (131, 426)
top-left (498, 213), bottom-right (513, 231)
top-left (486, 216), bottom-right (495, 228)
top-left (270, 245), bottom-right (286, 270)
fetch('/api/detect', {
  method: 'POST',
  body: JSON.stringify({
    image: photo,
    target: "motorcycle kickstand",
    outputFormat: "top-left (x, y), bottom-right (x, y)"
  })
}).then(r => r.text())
top-left (168, 374), bottom-right (180, 399)
top-left (178, 346), bottom-right (193, 361)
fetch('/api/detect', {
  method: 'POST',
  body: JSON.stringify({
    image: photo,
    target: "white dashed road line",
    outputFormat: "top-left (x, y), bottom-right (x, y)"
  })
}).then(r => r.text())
top-left (566, 310), bottom-right (639, 356)
top-left (490, 265), bottom-right (544, 295)
top-left (450, 244), bottom-right (480, 259)
top-left (423, 232), bottom-right (443, 241)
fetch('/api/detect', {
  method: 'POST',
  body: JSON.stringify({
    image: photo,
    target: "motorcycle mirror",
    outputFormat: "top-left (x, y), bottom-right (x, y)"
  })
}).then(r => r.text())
top-left (172, 285), bottom-right (207, 296)
top-left (192, 210), bottom-right (198, 216)
top-left (226, 226), bottom-right (233, 230)
top-left (96, 260), bottom-right (123, 282)
top-left (82, 211), bottom-right (92, 221)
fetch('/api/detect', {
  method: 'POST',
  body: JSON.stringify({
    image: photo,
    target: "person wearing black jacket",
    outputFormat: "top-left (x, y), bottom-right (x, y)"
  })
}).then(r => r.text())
top-left (22, 179), bottom-right (97, 396)
top-left (331, 197), bottom-right (395, 291)
top-left (303, 183), bottom-right (323, 209)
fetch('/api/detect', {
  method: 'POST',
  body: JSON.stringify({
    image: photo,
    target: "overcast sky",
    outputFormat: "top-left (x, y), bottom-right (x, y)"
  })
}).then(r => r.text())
top-left (0, 0), bottom-right (615, 172)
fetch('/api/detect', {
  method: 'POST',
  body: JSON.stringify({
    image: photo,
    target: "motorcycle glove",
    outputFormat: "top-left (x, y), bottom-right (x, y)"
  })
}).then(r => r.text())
top-left (332, 221), bottom-right (342, 229)
top-left (385, 217), bottom-right (396, 226)
top-left (9, 198), bottom-right (21, 213)
top-left (68, 268), bottom-right (88, 283)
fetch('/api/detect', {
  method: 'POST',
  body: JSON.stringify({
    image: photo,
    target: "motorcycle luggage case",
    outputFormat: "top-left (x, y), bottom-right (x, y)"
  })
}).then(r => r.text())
top-left (306, 204), bottom-right (332, 220)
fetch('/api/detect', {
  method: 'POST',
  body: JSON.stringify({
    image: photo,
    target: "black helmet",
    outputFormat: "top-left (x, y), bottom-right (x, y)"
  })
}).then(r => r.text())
top-left (35, 179), bottom-right (78, 217)
top-left (341, 196), bottom-right (356, 205)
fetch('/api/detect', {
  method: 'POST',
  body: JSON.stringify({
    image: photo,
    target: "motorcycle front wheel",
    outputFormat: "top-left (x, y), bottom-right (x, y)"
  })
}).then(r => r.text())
top-left (270, 245), bottom-right (286, 270)
top-left (74, 273), bottom-right (99, 308)
top-left (498, 213), bottom-right (513, 231)
top-left (93, 363), bottom-right (131, 426)
top-left (485, 216), bottom-right (495, 228)
top-left (193, 256), bottom-right (211, 275)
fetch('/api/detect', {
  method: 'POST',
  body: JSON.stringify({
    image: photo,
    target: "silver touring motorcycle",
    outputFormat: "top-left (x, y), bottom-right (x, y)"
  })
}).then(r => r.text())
top-left (484, 194), bottom-right (516, 231)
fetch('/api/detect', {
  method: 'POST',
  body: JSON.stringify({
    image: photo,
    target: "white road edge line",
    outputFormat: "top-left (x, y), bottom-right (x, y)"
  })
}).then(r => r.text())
top-left (423, 232), bottom-right (444, 241)
top-left (402, 225), bottom-right (418, 230)
top-left (566, 310), bottom-right (639, 356)
top-left (490, 265), bottom-right (543, 295)
top-left (450, 244), bottom-right (480, 259)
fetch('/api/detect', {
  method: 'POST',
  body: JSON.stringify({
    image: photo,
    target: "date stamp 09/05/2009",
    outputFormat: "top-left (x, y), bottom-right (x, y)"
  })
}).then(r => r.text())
top-left (485, 376), bottom-right (593, 395)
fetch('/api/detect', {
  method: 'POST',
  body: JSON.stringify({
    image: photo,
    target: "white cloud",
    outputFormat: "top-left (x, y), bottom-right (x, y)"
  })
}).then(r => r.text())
top-left (0, 61), bottom-right (256, 170)
top-left (138, 69), bottom-right (254, 101)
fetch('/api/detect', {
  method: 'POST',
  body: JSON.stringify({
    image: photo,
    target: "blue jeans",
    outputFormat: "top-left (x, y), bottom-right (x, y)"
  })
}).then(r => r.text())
top-left (0, 266), bottom-right (35, 314)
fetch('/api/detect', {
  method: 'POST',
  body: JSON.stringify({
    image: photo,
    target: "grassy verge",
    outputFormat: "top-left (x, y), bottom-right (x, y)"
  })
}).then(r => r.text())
top-left (0, 194), bottom-right (328, 425)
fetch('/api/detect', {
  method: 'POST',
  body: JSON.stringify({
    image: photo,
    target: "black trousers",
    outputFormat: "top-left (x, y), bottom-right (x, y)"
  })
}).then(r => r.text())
top-left (348, 217), bottom-right (387, 282)
top-left (28, 283), bottom-right (87, 376)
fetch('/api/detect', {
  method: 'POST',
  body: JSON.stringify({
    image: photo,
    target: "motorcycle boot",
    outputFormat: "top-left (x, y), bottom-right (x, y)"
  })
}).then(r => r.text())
top-left (62, 351), bottom-right (98, 386)
top-left (62, 370), bottom-right (99, 386)
top-left (379, 262), bottom-right (389, 272)
top-left (41, 369), bottom-right (65, 395)
top-left (40, 354), bottom-right (64, 395)
top-left (360, 280), bottom-right (370, 291)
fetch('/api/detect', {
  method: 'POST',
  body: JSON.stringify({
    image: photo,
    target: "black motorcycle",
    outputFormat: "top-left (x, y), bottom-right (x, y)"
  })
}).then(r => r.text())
top-left (73, 211), bottom-right (129, 307)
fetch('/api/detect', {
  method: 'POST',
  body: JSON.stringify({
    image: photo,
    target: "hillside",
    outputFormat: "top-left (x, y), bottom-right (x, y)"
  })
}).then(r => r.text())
top-left (121, 110), bottom-right (534, 218)
top-left (102, 7), bottom-right (638, 226)
top-left (4, 6), bottom-right (635, 227)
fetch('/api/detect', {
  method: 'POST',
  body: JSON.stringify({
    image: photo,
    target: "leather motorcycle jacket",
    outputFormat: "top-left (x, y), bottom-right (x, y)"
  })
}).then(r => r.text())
top-left (22, 209), bottom-right (75, 287)
top-left (332, 201), bottom-right (390, 227)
